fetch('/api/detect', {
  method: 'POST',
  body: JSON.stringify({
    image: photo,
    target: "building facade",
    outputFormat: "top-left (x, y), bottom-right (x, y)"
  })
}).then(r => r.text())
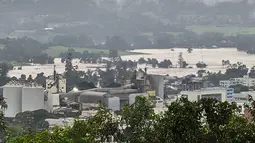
top-left (180, 87), bottom-right (227, 102)
top-left (219, 76), bottom-right (255, 87)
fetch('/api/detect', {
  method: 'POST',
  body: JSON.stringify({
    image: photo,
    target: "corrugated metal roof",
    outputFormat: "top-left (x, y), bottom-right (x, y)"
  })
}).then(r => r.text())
top-left (80, 91), bottom-right (109, 97)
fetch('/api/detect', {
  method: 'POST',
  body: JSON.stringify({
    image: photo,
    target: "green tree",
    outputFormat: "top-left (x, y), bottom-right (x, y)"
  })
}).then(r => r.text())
top-left (118, 96), bottom-right (156, 142)
top-left (155, 97), bottom-right (203, 143)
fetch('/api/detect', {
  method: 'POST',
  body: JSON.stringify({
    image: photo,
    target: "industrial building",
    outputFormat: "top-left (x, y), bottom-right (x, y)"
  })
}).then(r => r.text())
top-left (180, 87), bottom-right (227, 102)
top-left (58, 69), bottom-right (165, 111)
top-left (219, 76), bottom-right (255, 87)
top-left (3, 84), bottom-right (45, 117)
top-left (46, 73), bottom-right (66, 94)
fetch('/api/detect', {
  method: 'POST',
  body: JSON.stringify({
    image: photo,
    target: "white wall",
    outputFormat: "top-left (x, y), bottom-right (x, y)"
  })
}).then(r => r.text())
top-left (180, 88), bottom-right (227, 102)
top-left (22, 87), bottom-right (44, 112)
top-left (3, 86), bottom-right (22, 117)
top-left (107, 97), bottom-right (120, 111)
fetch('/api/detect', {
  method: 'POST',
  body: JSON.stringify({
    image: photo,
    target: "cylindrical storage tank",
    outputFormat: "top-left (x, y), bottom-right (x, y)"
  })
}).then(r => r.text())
top-left (129, 93), bottom-right (149, 105)
top-left (3, 86), bottom-right (22, 117)
top-left (106, 97), bottom-right (120, 111)
top-left (150, 75), bottom-right (164, 99)
top-left (22, 87), bottom-right (44, 112)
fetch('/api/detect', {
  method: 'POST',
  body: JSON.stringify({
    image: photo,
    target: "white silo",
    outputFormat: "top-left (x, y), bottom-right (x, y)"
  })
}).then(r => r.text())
top-left (129, 93), bottom-right (149, 105)
top-left (3, 86), bottom-right (22, 117)
top-left (107, 97), bottom-right (120, 111)
top-left (22, 87), bottom-right (44, 112)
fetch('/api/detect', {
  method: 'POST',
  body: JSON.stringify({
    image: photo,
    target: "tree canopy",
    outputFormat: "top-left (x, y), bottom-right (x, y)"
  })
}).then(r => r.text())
top-left (7, 97), bottom-right (255, 143)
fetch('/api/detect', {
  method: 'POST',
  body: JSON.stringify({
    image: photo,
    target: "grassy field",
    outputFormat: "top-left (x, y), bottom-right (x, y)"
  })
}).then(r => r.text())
top-left (142, 26), bottom-right (255, 36)
top-left (44, 46), bottom-right (143, 57)
top-left (188, 25), bottom-right (255, 35)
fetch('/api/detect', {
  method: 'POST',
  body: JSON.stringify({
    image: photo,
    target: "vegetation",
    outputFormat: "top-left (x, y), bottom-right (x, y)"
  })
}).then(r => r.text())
top-left (0, 62), bottom-right (13, 86)
top-left (138, 58), bottom-right (172, 68)
top-left (196, 62), bottom-right (207, 68)
top-left (7, 96), bottom-right (255, 143)
top-left (45, 46), bottom-right (141, 57)
top-left (0, 37), bottom-right (53, 64)
top-left (206, 62), bottom-right (249, 86)
top-left (187, 25), bottom-right (255, 36)
top-left (63, 51), bottom-right (137, 92)
top-left (178, 52), bottom-right (188, 68)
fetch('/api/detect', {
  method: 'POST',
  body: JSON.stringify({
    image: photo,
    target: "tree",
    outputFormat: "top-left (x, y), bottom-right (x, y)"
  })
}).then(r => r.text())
top-left (138, 57), bottom-right (147, 64)
top-left (65, 52), bottom-right (73, 72)
top-left (155, 97), bottom-right (202, 142)
top-left (196, 62), bottom-right (207, 68)
top-left (27, 75), bottom-right (33, 83)
top-left (118, 96), bottom-right (156, 142)
top-left (178, 52), bottom-right (188, 68)
top-left (105, 36), bottom-right (130, 50)
top-left (158, 59), bottom-right (172, 68)
top-left (0, 62), bottom-right (12, 86)
top-left (249, 66), bottom-right (255, 78)
top-left (108, 50), bottom-right (119, 62)
top-left (8, 97), bottom-right (255, 143)
top-left (187, 48), bottom-right (193, 53)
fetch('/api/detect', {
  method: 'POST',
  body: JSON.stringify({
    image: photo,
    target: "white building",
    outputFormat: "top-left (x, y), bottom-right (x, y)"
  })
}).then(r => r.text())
top-left (3, 84), bottom-right (45, 117)
top-left (180, 87), bottom-right (227, 102)
top-left (219, 76), bottom-right (255, 87)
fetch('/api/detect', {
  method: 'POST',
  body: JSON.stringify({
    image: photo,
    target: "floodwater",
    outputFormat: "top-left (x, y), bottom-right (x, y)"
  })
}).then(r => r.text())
top-left (8, 48), bottom-right (255, 78)
top-left (121, 48), bottom-right (255, 76)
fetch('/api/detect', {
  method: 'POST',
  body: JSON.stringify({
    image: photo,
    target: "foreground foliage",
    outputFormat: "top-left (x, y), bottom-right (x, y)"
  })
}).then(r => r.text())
top-left (7, 97), bottom-right (255, 143)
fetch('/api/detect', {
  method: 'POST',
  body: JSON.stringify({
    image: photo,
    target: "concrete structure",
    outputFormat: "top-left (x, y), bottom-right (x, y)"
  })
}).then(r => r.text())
top-left (149, 74), bottom-right (164, 99)
top-left (79, 91), bottom-right (111, 103)
top-left (129, 93), bottom-right (149, 105)
top-left (45, 92), bottom-right (60, 112)
top-left (219, 76), bottom-right (255, 87)
top-left (3, 86), bottom-right (22, 117)
top-left (46, 75), bottom-right (66, 94)
top-left (106, 97), bottom-right (120, 111)
top-left (22, 87), bottom-right (44, 112)
top-left (180, 87), bottom-right (227, 102)
top-left (3, 84), bottom-right (46, 117)
top-left (90, 88), bottom-right (138, 106)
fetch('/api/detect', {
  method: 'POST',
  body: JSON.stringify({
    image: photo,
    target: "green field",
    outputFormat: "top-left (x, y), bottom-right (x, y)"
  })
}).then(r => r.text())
top-left (142, 26), bottom-right (255, 36)
top-left (188, 25), bottom-right (255, 35)
top-left (44, 46), bottom-right (143, 57)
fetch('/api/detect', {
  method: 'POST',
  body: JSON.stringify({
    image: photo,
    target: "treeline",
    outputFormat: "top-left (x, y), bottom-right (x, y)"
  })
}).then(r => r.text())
top-left (49, 32), bottom-right (255, 54)
top-left (138, 58), bottom-right (173, 68)
top-left (201, 62), bottom-right (254, 86)
top-left (0, 37), bottom-right (54, 64)
top-left (3, 33), bottom-right (255, 66)
top-left (7, 97), bottom-right (255, 143)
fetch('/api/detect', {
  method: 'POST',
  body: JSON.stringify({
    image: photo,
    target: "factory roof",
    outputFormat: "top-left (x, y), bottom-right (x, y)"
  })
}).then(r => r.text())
top-left (80, 91), bottom-right (110, 97)
top-left (60, 91), bottom-right (82, 97)
top-left (90, 88), bottom-right (138, 94)
top-left (109, 89), bottom-right (138, 94)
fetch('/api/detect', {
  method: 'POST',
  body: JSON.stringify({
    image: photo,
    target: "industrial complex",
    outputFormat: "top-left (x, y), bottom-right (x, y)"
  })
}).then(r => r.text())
top-left (1, 65), bottom-right (254, 128)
